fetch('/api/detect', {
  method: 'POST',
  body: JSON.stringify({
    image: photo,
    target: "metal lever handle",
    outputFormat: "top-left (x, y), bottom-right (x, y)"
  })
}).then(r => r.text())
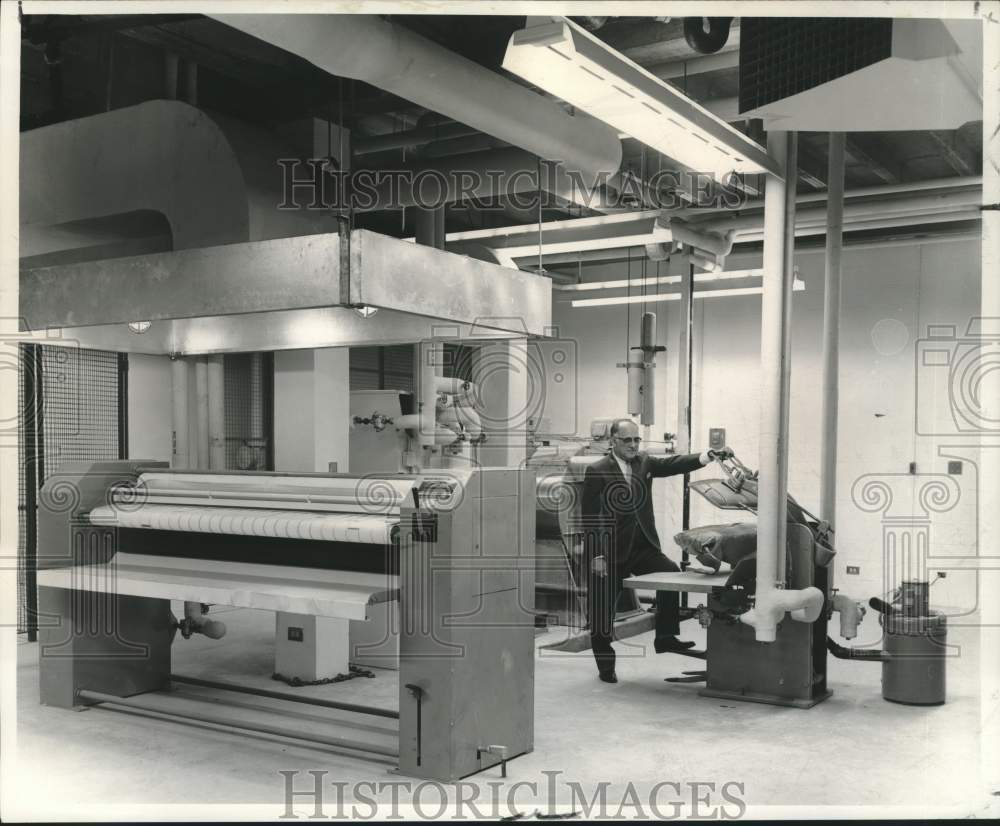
top-left (404, 684), bottom-right (424, 766)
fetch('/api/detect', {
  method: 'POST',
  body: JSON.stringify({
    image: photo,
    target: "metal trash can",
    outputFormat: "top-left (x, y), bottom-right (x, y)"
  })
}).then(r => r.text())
top-left (881, 581), bottom-right (947, 705)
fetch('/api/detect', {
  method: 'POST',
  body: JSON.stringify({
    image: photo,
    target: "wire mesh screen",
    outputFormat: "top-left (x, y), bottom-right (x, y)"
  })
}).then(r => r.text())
top-left (224, 352), bottom-right (274, 471)
top-left (350, 345), bottom-right (415, 391)
top-left (41, 347), bottom-right (120, 475)
top-left (443, 343), bottom-right (478, 382)
top-left (17, 345), bottom-right (122, 633)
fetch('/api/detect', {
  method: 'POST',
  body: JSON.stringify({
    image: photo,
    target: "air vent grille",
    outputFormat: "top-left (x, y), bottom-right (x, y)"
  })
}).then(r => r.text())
top-left (739, 18), bottom-right (894, 113)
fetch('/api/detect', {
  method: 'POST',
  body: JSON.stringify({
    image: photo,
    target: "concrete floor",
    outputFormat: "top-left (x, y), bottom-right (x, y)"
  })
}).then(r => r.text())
top-left (9, 602), bottom-right (996, 820)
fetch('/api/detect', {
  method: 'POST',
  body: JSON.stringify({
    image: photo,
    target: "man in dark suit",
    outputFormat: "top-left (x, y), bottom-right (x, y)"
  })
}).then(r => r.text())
top-left (582, 417), bottom-right (732, 683)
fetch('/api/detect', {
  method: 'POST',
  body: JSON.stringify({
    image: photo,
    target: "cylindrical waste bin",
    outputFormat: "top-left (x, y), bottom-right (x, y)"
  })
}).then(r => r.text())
top-left (881, 581), bottom-right (947, 705)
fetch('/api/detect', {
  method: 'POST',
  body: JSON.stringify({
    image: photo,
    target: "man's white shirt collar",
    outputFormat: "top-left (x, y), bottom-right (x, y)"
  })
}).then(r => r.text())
top-left (613, 453), bottom-right (632, 481)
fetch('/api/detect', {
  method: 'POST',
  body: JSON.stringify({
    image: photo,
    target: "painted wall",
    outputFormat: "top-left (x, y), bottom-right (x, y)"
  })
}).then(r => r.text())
top-left (126, 353), bottom-right (173, 463)
top-left (273, 348), bottom-right (350, 473)
top-left (549, 237), bottom-right (981, 614)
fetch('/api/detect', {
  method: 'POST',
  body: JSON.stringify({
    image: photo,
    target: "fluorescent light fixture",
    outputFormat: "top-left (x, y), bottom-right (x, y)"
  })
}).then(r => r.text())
top-left (445, 210), bottom-right (671, 264)
top-left (503, 18), bottom-right (780, 183)
top-left (570, 278), bottom-right (805, 307)
top-left (555, 268), bottom-right (771, 291)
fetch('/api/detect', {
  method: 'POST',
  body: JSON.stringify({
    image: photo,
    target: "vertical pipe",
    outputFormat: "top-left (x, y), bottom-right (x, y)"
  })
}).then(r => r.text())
top-left (775, 132), bottom-right (798, 586)
top-left (980, 13), bottom-right (1000, 796)
top-left (182, 60), bottom-right (198, 107)
top-left (757, 130), bottom-right (790, 605)
top-left (117, 353), bottom-right (129, 459)
top-left (164, 52), bottom-right (179, 100)
top-left (22, 344), bottom-right (39, 641)
top-left (207, 355), bottom-right (225, 470)
top-left (415, 207), bottom-right (444, 249)
top-left (249, 352), bottom-right (264, 442)
top-left (820, 133), bottom-right (846, 530)
top-left (194, 358), bottom-right (209, 469)
top-left (171, 357), bottom-right (190, 469)
top-left (418, 341), bottom-right (440, 460)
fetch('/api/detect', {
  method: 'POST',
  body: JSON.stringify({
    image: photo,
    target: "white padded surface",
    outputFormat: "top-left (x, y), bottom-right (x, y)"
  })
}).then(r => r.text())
top-left (623, 571), bottom-right (731, 593)
top-left (89, 504), bottom-right (398, 544)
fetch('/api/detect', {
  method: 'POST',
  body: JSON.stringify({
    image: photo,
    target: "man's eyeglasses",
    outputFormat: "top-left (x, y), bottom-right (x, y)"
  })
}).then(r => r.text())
top-left (616, 436), bottom-right (642, 444)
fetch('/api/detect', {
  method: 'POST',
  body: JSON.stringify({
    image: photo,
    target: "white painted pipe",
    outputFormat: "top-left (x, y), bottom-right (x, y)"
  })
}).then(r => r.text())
top-left (753, 131), bottom-right (790, 642)
top-left (829, 593), bottom-right (866, 640)
top-left (739, 586), bottom-right (825, 638)
top-left (820, 133), bottom-right (846, 528)
top-left (194, 358), bottom-right (209, 470)
top-left (212, 14), bottom-right (622, 184)
top-left (170, 357), bottom-right (190, 469)
top-left (668, 221), bottom-right (733, 257)
top-left (776, 132), bottom-right (798, 586)
top-left (207, 354), bottom-right (225, 470)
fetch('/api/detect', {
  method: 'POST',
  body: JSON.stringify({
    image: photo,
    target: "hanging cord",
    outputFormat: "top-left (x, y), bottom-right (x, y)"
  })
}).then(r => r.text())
top-left (625, 246), bottom-right (632, 359)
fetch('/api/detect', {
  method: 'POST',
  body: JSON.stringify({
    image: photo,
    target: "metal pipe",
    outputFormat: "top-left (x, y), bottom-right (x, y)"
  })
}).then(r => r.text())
top-left (776, 131), bottom-right (798, 586)
top-left (169, 674), bottom-right (400, 719)
top-left (194, 357), bottom-right (209, 470)
top-left (820, 133), bottom-right (846, 529)
top-left (754, 130), bottom-right (789, 630)
top-left (207, 354), bottom-right (225, 470)
top-left (164, 52), bottom-right (179, 100)
top-left (213, 14), bottom-right (622, 184)
top-left (182, 60), bottom-right (197, 107)
top-left (77, 690), bottom-right (399, 758)
top-left (170, 356), bottom-right (190, 469)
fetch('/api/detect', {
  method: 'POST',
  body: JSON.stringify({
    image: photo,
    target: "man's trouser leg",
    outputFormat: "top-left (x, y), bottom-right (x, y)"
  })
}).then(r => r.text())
top-left (629, 544), bottom-right (681, 640)
top-left (588, 567), bottom-right (625, 673)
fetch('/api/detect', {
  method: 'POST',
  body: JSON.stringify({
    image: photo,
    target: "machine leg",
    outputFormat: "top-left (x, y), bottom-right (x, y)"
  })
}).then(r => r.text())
top-left (275, 612), bottom-right (350, 681)
top-left (38, 585), bottom-right (172, 709)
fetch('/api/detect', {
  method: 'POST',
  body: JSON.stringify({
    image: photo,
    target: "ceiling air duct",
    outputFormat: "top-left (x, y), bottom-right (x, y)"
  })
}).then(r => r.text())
top-left (738, 18), bottom-right (982, 131)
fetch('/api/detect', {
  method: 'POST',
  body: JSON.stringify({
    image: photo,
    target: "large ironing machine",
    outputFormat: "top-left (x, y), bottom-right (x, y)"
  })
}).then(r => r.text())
top-left (36, 461), bottom-right (536, 781)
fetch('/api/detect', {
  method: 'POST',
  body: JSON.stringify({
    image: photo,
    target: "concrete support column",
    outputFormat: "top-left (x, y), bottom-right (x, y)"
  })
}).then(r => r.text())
top-left (170, 356), bottom-right (190, 469)
top-left (206, 354), bottom-right (225, 470)
top-left (273, 348), bottom-right (349, 472)
top-left (820, 133), bottom-right (846, 528)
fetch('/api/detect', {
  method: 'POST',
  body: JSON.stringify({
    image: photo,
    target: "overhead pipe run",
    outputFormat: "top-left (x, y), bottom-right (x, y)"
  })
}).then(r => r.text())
top-left (683, 17), bottom-right (735, 54)
top-left (213, 14), bottom-right (623, 186)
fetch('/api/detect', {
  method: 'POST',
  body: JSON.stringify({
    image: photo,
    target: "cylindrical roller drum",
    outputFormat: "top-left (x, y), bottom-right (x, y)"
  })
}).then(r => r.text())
top-left (882, 612), bottom-right (947, 705)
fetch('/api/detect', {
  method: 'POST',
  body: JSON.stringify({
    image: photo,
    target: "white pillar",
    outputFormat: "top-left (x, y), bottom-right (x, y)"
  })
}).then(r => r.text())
top-left (194, 357), bottom-right (209, 469)
top-left (273, 348), bottom-right (349, 473)
top-left (757, 131), bottom-right (791, 603)
top-left (820, 133), bottom-right (846, 528)
top-left (207, 354), bottom-right (225, 470)
top-left (170, 357), bottom-right (190, 468)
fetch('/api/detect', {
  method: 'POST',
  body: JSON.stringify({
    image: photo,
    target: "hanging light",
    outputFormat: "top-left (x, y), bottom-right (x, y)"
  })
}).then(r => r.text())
top-left (128, 320), bottom-right (152, 334)
top-left (355, 305), bottom-right (379, 318)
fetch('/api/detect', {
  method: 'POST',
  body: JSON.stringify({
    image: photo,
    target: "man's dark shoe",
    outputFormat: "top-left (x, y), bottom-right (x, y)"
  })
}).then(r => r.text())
top-left (598, 670), bottom-right (618, 683)
top-left (654, 636), bottom-right (697, 654)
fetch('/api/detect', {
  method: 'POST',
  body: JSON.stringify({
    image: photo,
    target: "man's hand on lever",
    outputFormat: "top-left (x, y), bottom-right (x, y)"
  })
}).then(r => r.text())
top-left (699, 446), bottom-right (734, 465)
